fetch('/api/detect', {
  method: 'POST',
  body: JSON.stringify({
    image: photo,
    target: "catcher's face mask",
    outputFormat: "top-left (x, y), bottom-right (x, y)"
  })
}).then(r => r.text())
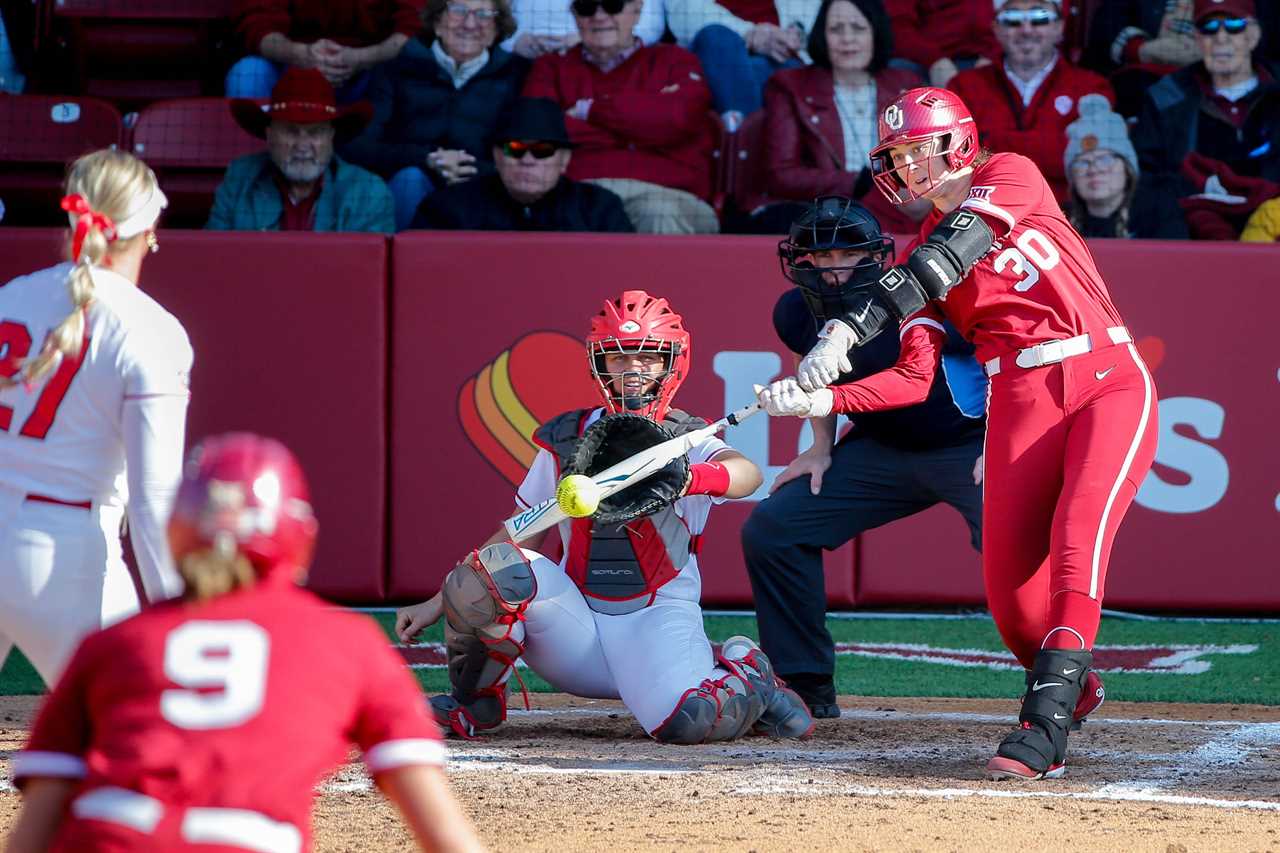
top-left (589, 340), bottom-right (680, 421)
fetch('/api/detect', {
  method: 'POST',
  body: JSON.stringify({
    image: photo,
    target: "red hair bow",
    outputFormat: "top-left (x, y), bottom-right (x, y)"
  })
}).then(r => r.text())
top-left (60, 194), bottom-right (118, 262)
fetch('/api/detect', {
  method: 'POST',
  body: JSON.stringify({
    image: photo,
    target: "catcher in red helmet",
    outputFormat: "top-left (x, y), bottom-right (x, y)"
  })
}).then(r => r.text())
top-left (397, 291), bottom-right (814, 745)
top-left (757, 87), bottom-right (1158, 781)
top-left (9, 434), bottom-right (484, 853)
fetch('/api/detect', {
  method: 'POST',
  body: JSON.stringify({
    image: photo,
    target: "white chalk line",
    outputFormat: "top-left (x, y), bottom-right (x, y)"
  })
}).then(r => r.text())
top-left (728, 779), bottom-right (1280, 812)
top-left (508, 706), bottom-right (1274, 728)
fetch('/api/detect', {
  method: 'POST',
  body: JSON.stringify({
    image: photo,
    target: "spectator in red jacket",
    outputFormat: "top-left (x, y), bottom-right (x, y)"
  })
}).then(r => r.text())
top-left (227, 0), bottom-right (425, 102)
top-left (948, 0), bottom-right (1115, 202)
top-left (522, 0), bottom-right (720, 233)
top-left (742, 0), bottom-right (920, 232)
top-left (884, 0), bottom-right (999, 87)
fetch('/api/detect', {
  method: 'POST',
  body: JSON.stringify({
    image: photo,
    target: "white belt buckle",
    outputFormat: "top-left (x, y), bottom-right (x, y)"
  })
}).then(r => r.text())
top-left (1017, 339), bottom-right (1062, 369)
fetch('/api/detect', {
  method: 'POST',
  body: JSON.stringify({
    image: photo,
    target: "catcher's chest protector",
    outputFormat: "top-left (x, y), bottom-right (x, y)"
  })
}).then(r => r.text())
top-left (533, 409), bottom-right (707, 615)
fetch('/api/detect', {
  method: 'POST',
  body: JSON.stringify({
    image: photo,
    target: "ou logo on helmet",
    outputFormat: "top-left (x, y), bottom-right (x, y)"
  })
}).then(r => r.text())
top-left (883, 104), bottom-right (903, 130)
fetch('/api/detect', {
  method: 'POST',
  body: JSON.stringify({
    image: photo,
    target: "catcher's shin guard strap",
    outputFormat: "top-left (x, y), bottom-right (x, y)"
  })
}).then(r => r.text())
top-left (997, 648), bottom-right (1092, 772)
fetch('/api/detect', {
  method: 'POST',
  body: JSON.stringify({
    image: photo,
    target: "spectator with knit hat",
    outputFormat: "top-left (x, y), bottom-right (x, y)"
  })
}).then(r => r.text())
top-left (1064, 94), bottom-right (1188, 239)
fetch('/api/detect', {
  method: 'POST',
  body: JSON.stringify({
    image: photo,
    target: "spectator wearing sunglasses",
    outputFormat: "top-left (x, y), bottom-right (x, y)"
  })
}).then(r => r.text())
top-left (666, 0), bottom-right (820, 130)
top-left (1132, 0), bottom-right (1280, 232)
top-left (502, 0), bottom-right (666, 59)
top-left (1084, 1), bottom-right (1200, 119)
top-left (947, 0), bottom-right (1115, 202)
top-left (1063, 94), bottom-right (1188, 239)
top-left (523, 0), bottom-right (721, 233)
top-left (342, 0), bottom-right (529, 229)
top-left (410, 97), bottom-right (634, 229)
top-left (883, 0), bottom-right (1000, 89)
top-left (227, 0), bottom-right (425, 102)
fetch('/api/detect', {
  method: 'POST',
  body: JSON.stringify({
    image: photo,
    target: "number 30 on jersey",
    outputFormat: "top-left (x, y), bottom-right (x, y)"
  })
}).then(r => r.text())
top-left (993, 228), bottom-right (1061, 292)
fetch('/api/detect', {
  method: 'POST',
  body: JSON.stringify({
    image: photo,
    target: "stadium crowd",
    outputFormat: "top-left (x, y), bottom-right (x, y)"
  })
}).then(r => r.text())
top-left (1, 0), bottom-right (1279, 240)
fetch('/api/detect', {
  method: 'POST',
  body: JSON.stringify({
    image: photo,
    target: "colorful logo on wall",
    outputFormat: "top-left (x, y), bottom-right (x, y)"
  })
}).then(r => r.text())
top-left (457, 331), bottom-right (599, 485)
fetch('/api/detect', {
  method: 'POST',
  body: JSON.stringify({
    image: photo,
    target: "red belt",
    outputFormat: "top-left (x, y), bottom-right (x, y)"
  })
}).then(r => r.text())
top-left (25, 493), bottom-right (92, 511)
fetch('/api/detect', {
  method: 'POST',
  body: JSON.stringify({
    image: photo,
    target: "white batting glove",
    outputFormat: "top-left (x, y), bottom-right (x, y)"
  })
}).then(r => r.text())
top-left (797, 319), bottom-right (857, 391)
top-left (756, 378), bottom-right (834, 418)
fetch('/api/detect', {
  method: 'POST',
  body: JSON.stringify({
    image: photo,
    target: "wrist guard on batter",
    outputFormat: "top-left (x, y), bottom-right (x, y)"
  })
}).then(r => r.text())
top-left (566, 412), bottom-right (689, 526)
top-left (833, 290), bottom-right (897, 345)
top-left (906, 209), bottom-right (994, 301)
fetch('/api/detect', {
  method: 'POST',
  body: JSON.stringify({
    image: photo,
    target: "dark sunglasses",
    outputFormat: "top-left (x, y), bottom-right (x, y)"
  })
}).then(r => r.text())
top-left (502, 140), bottom-right (560, 159)
top-left (572, 0), bottom-right (627, 16)
top-left (1197, 16), bottom-right (1249, 36)
top-left (995, 8), bottom-right (1060, 27)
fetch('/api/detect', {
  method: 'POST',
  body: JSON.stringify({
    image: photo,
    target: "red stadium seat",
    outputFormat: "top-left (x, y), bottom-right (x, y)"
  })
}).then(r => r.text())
top-left (50, 0), bottom-right (233, 107)
top-left (0, 94), bottom-right (124, 225)
top-left (129, 98), bottom-right (264, 227)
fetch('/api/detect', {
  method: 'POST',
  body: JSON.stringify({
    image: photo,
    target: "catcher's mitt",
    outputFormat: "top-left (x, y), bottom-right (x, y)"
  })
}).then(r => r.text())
top-left (565, 412), bottom-right (688, 526)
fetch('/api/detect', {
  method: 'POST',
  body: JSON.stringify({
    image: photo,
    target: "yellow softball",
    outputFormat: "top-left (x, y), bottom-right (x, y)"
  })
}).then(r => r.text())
top-left (556, 474), bottom-right (602, 518)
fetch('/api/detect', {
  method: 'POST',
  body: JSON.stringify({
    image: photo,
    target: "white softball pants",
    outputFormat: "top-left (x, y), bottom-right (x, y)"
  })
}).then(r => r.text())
top-left (518, 549), bottom-right (731, 734)
top-left (0, 483), bottom-right (141, 685)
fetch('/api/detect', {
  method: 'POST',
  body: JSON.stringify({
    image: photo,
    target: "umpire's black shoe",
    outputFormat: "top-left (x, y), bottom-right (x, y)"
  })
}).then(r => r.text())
top-left (781, 672), bottom-right (841, 719)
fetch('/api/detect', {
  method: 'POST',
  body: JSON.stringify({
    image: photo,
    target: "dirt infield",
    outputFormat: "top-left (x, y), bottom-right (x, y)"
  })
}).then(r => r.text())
top-left (4, 694), bottom-right (1279, 852)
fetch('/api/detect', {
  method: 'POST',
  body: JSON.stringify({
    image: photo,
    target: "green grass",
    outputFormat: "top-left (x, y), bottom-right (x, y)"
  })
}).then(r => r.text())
top-left (4, 612), bottom-right (1275, 706)
top-left (378, 612), bottom-right (1280, 707)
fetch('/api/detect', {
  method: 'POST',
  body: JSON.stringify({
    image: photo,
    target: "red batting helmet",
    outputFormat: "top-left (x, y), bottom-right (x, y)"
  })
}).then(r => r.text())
top-left (587, 290), bottom-right (690, 422)
top-left (168, 433), bottom-right (318, 581)
top-left (869, 87), bottom-right (980, 204)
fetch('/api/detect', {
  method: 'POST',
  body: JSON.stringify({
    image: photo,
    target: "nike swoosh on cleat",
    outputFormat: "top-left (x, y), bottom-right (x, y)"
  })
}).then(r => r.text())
top-left (1062, 667), bottom-right (1079, 675)
top-left (1031, 681), bottom-right (1060, 691)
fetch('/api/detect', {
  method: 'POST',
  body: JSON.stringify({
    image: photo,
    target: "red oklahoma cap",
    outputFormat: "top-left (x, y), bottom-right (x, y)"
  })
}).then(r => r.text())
top-left (1194, 0), bottom-right (1256, 24)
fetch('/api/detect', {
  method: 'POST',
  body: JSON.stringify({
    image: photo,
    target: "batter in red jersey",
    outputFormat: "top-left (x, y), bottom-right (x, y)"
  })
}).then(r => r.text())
top-left (756, 87), bottom-right (1158, 782)
top-left (7, 434), bottom-right (484, 853)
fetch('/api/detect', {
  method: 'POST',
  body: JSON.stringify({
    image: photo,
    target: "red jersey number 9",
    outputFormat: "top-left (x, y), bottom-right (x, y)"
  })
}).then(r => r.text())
top-left (994, 228), bottom-right (1061, 293)
top-left (161, 621), bottom-right (270, 730)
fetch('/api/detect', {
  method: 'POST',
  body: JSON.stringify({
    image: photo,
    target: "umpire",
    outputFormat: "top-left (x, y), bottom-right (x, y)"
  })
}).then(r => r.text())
top-left (742, 197), bottom-right (986, 718)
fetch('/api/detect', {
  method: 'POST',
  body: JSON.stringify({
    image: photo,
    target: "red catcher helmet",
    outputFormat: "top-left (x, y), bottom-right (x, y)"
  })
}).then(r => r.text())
top-left (587, 290), bottom-right (690, 421)
top-left (869, 87), bottom-right (980, 204)
top-left (168, 433), bottom-right (318, 581)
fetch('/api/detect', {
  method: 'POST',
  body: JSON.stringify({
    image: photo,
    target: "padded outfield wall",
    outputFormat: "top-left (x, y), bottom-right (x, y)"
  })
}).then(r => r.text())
top-left (0, 230), bottom-right (1273, 610)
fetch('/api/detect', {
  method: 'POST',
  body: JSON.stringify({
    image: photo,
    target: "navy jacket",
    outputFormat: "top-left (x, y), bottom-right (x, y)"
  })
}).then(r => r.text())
top-left (340, 36), bottom-right (530, 179)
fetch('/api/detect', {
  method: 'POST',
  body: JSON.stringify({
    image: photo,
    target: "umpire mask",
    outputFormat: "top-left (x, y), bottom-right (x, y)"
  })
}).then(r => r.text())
top-left (778, 196), bottom-right (894, 324)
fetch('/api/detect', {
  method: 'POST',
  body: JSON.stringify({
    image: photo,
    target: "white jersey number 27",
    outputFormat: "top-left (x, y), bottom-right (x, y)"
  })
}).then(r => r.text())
top-left (993, 228), bottom-right (1061, 292)
top-left (161, 621), bottom-right (270, 730)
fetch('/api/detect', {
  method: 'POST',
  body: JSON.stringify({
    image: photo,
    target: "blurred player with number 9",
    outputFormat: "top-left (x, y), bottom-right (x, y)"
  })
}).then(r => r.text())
top-left (6, 433), bottom-right (484, 853)
top-left (0, 150), bottom-right (190, 686)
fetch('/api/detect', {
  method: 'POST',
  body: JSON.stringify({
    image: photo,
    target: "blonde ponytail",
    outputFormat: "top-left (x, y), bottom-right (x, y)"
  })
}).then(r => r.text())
top-left (3, 149), bottom-right (164, 388)
top-left (178, 549), bottom-right (259, 602)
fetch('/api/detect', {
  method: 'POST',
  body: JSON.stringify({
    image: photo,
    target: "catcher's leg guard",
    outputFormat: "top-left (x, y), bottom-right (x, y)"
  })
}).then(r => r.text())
top-left (432, 542), bottom-right (536, 739)
top-left (989, 649), bottom-right (1092, 781)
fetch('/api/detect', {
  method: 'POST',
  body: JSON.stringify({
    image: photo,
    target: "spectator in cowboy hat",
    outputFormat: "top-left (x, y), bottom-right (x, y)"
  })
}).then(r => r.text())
top-left (410, 97), bottom-right (633, 230)
top-left (207, 67), bottom-right (395, 232)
